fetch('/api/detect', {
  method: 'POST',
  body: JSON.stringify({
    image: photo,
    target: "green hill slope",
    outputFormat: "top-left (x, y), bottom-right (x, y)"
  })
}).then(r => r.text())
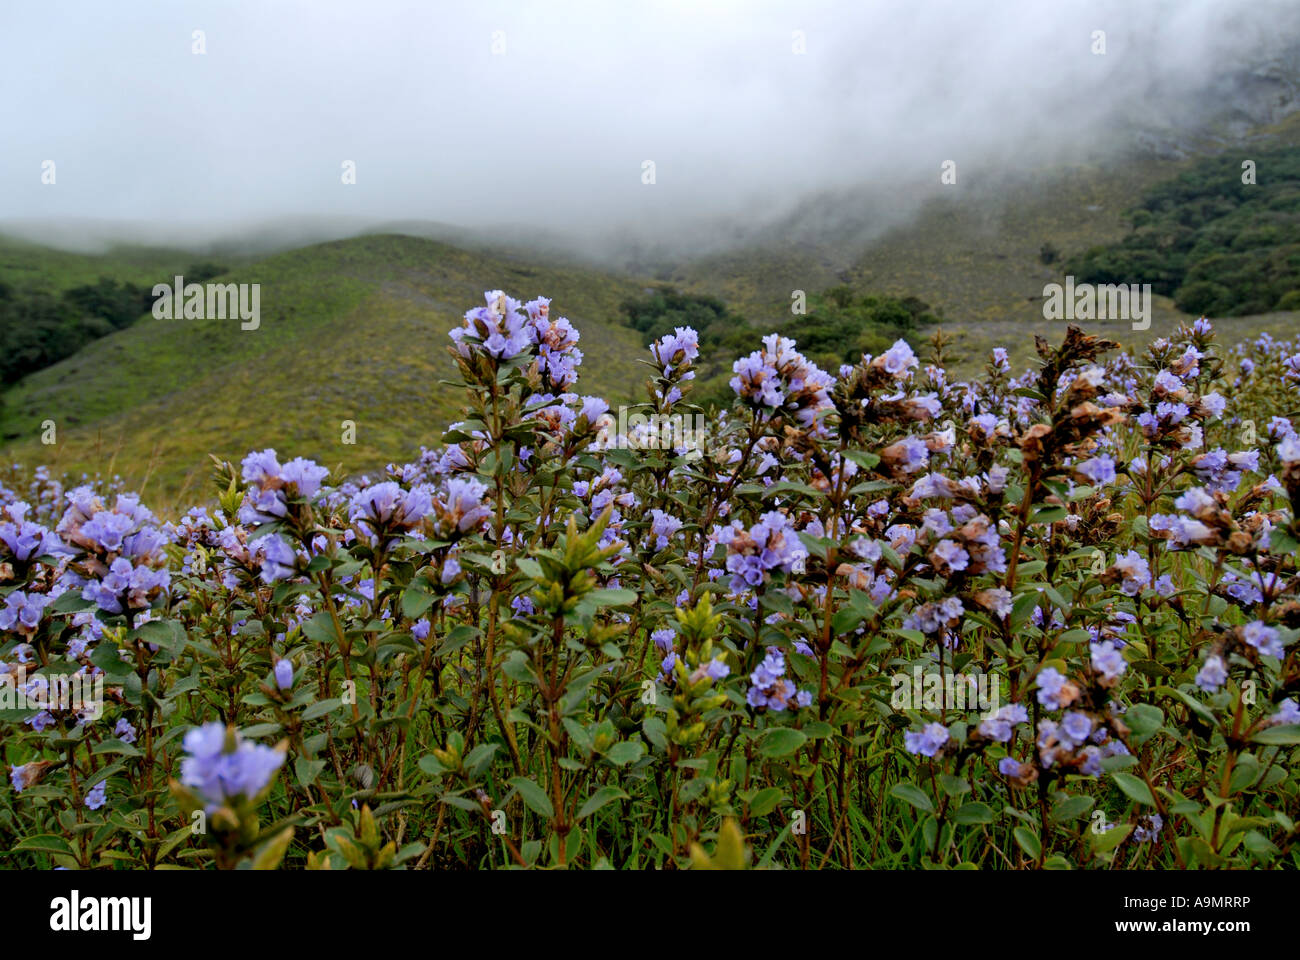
top-left (0, 234), bottom-right (649, 504)
top-left (0, 235), bottom-right (202, 294)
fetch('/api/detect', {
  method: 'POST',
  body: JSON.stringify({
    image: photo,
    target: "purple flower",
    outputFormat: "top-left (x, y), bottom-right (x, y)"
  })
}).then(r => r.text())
top-left (349, 481), bottom-right (435, 534)
top-left (80, 558), bottom-right (170, 615)
top-left (1133, 813), bottom-right (1164, 843)
top-left (651, 628), bottom-right (676, 654)
top-left (180, 722), bottom-right (285, 812)
top-left (1269, 699), bottom-right (1300, 726)
top-left (1035, 667), bottom-right (1071, 710)
top-left (237, 451), bottom-right (327, 525)
top-left (879, 340), bottom-right (919, 378)
top-left (0, 591), bottom-right (52, 633)
top-left (578, 396), bottom-right (609, 427)
top-left (1195, 655), bottom-right (1228, 693)
top-left (254, 534), bottom-right (296, 583)
top-left (1076, 455), bottom-right (1116, 487)
top-left (84, 779), bottom-right (107, 811)
top-left (904, 722), bottom-right (949, 757)
top-left (652, 327), bottom-right (701, 371)
top-left (978, 703), bottom-right (1029, 742)
top-left (704, 657), bottom-right (730, 681)
top-left (273, 660), bottom-right (294, 690)
top-left (1090, 640), bottom-right (1126, 681)
top-left (0, 511), bottom-right (64, 563)
top-left (1060, 711), bottom-right (1093, 745)
top-left (718, 511), bottom-right (808, 592)
top-left (434, 477), bottom-right (491, 537)
top-left (10, 764), bottom-right (34, 793)
top-left (1242, 621), bottom-right (1284, 659)
top-left (1113, 550), bottom-right (1151, 596)
top-left (730, 334), bottom-right (834, 429)
top-left (648, 509), bottom-right (684, 550)
top-left (931, 539), bottom-right (969, 572)
top-left (115, 718), bottom-right (138, 744)
top-left (451, 290), bottom-right (532, 362)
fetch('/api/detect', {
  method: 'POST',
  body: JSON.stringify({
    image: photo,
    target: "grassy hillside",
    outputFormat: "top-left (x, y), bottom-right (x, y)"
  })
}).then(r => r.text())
top-left (0, 236), bottom-right (202, 294)
top-left (0, 234), bottom-right (649, 505)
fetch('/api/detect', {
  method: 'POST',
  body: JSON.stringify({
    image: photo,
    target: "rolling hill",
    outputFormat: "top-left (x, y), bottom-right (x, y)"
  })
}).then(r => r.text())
top-left (0, 234), bottom-right (650, 505)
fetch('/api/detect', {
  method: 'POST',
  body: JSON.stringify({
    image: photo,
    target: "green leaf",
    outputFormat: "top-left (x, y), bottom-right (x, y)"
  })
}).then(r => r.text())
top-left (92, 738), bottom-right (143, 758)
top-left (302, 612), bottom-right (340, 646)
top-left (89, 641), bottom-right (135, 680)
top-left (1013, 826), bottom-right (1041, 860)
top-left (295, 755), bottom-right (326, 787)
top-left (1155, 684), bottom-right (1219, 730)
top-left (759, 591), bottom-right (795, 616)
top-left (1253, 724), bottom-right (1300, 745)
top-left (401, 584), bottom-right (437, 620)
top-left (690, 818), bottom-right (747, 870)
top-left (1049, 795), bottom-right (1095, 823)
top-left (514, 558), bottom-right (544, 581)
top-left (14, 834), bottom-right (75, 857)
top-left (1126, 704), bottom-right (1165, 745)
top-left (251, 827), bottom-right (295, 870)
top-left (1010, 591), bottom-right (1040, 629)
top-left (759, 727), bottom-right (808, 758)
top-left (889, 782), bottom-right (934, 814)
top-left (937, 774), bottom-right (971, 797)
top-left (463, 743), bottom-right (500, 778)
top-left (576, 786), bottom-right (629, 821)
top-left (302, 698), bottom-right (344, 722)
top-left (748, 787), bottom-right (785, 817)
top-left (436, 624), bottom-right (479, 657)
top-left (1091, 822), bottom-right (1133, 854)
top-left (1111, 771), bottom-right (1155, 806)
top-left (842, 450), bottom-right (880, 471)
top-left (605, 740), bottom-right (645, 766)
top-left (51, 591), bottom-right (96, 614)
top-left (134, 619), bottom-right (186, 654)
top-left (508, 777), bottom-right (554, 819)
top-left (952, 801), bottom-right (995, 825)
top-left (801, 721), bottom-right (834, 739)
top-left (418, 754), bottom-right (448, 777)
top-left (831, 606), bottom-right (865, 635)
top-left (642, 716), bottom-right (667, 751)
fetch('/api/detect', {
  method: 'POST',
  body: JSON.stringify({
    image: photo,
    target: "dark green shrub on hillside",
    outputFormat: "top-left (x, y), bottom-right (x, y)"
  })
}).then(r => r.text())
top-left (1065, 146), bottom-right (1300, 315)
top-left (0, 263), bottom-right (227, 387)
top-left (619, 285), bottom-right (937, 410)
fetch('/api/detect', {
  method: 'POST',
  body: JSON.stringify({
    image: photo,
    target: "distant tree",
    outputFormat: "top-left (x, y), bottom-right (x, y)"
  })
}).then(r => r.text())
top-left (64, 276), bottom-right (148, 330)
top-left (185, 262), bottom-right (228, 284)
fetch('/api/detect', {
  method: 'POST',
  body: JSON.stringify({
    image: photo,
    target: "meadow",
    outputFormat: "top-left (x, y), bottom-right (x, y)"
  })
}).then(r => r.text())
top-left (3, 290), bottom-right (1299, 869)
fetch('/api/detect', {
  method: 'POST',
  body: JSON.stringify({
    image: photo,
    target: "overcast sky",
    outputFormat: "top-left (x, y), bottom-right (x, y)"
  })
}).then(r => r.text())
top-left (1, 0), bottom-right (1296, 254)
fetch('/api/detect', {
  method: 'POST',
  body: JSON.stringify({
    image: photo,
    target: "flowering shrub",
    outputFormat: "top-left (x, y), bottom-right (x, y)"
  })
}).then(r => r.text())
top-left (3, 292), bottom-right (1300, 870)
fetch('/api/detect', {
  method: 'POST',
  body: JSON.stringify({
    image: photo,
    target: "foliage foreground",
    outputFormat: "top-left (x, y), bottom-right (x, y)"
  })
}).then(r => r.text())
top-left (4, 290), bottom-right (1300, 870)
